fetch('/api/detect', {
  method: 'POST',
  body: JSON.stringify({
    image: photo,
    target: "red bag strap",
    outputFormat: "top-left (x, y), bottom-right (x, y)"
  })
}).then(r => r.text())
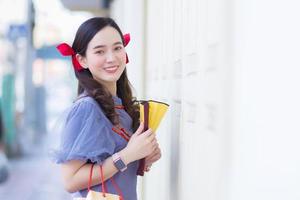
top-left (88, 164), bottom-right (124, 199)
top-left (111, 177), bottom-right (124, 200)
top-left (99, 165), bottom-right (107, 195)
top-left (88, 164), bottom-right (94, 191)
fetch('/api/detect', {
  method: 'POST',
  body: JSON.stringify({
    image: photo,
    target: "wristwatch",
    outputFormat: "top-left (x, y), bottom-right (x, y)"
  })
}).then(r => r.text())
top-left (112, 152), bottom-right (127, 172)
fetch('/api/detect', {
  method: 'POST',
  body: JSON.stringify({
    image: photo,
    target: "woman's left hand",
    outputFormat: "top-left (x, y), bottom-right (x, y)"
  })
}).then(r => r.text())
top-left (144, 145), bottom-right (161, 172)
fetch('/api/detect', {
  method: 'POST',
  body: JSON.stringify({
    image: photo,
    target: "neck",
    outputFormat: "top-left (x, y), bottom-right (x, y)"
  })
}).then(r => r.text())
top-left (106, 83), bottom-right (117, 96)
top-left (97, 80), bottom-right (117, 96)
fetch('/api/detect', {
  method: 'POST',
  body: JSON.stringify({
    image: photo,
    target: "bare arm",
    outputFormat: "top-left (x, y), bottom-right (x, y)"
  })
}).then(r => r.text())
top-left (61, 123), bottom-right (158, 193)
top-left (61, 148), bottom-right (132, 193)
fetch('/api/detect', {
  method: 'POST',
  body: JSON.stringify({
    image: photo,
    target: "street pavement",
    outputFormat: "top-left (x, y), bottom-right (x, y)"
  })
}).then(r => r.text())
top-left (0, 136), bottom-right (71, 200)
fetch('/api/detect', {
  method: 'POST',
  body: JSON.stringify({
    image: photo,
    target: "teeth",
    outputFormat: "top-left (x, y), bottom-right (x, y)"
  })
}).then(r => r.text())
top-left (105, 66), bottom-right (118, 72)
top-left (105, 66), bottom-right (117, 70)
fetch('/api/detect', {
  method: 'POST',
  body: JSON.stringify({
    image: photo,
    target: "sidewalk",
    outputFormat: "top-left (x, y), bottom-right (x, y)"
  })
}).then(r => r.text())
top-left (0, 135), bottom-right (71, 200)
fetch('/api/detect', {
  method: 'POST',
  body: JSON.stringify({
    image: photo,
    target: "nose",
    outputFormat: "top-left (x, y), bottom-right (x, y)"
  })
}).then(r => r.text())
top-left (106, 50), bottom-right (116, 63)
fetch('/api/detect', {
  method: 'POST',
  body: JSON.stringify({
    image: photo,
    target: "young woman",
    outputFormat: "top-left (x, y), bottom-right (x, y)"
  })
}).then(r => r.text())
top-left (54, 17), bottom-right (161, 199)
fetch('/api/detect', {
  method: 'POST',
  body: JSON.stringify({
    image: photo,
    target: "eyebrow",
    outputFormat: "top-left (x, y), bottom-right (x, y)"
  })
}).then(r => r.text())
top-left (93, 41), bottom-right (123, 49)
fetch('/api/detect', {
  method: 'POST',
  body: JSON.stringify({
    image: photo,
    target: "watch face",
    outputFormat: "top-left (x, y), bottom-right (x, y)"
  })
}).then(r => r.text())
top-left (114, 159), bottom-right (127, 171)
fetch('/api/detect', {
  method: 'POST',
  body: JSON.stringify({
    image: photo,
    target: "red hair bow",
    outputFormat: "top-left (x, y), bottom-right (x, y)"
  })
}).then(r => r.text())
top-left (124, 33), bottom-right (130, 47)
top-left (123, 33), bottom-right (130, 64)
top-left (56, 34), bottom-right (131, 71)
top-left (56, 43), bottom-right (84, 71)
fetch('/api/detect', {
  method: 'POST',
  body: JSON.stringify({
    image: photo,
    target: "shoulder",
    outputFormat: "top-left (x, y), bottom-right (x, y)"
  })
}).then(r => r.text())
top-left (74, 95), bottom-right (98, 109)
top-left (66, 96), bottom-right (103, 121)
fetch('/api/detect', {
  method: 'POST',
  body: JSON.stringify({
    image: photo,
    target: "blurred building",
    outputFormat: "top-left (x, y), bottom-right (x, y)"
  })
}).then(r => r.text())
top-left (0, 0), bottom-right (29, 155)
top-left (0, 0), bottom-right (93, 156)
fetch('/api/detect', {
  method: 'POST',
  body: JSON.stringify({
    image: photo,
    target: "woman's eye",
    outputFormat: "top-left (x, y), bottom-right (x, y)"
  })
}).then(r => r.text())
top-left (115, 46), bottom-right (123, 51)
top-left (96, 50), bottom-right (105, 54)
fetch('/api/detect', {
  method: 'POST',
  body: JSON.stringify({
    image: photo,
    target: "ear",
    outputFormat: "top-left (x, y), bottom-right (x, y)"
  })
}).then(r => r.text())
top-left (75, 54), bottom-right (88, 69)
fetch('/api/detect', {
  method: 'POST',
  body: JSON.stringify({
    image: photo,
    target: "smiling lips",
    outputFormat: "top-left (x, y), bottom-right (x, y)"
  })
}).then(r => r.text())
top-left (104, 65), bottom-right (118, 73)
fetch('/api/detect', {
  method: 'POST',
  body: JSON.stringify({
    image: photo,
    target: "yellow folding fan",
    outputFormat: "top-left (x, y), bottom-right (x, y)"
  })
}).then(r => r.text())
top-left (137, 100), bottom-right (169, 176)
top-left (139, 100), bottom-right (169, 132)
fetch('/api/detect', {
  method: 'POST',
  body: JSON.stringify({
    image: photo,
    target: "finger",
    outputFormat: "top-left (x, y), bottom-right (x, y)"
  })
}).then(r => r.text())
top-left (143, 128), bottom-right (154, 135)
top-left (144, 135), bottom-right (156, 146)
top-left (146, 153), bottom-right (161, 164)
top-left (145, 150), bottom-right (156, 160)
top-left (151, 137), bottom-right (159, 145)
top-left (151, 151), bottom-right (162, 162)
top-left (152, 142), bottom-right (159, 150)
top-left (156, 150), bottom-right (162, 159)
top-left (153, 145), bottom-right (161, 156)
top-left (153, 146), bottom-right (160, 154)
top-left (135, 122), bottom-right (144, 135)
top-left (146, 132), bottom-right (156, 141)
top-left (146, 153), bottom-right (156, 161)
top-left (144, 165), bottom-right (151, 172)
top-left (152, 137), bottom-right (157, 143)
top-left (140, 129), bottom-right (154, 139)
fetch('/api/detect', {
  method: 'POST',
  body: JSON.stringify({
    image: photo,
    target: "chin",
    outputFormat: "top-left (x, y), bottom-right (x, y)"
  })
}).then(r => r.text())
top-left (110, 71), bottom-right (123, 80)
top-left (104, 76), bottom-right (121, 83)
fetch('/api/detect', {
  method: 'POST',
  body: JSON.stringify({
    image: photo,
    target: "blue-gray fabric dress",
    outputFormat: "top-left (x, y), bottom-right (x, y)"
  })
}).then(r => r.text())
top-left (52, 95), bottom-right (139, 200)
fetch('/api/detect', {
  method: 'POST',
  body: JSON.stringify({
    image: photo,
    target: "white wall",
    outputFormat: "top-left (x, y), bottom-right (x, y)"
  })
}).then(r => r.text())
top-left (111, 0), bottom-right (300, 200)
top-left (229, 1), bottom-right (300, 199)
top-left (110, 0), bottom-right (146, 98)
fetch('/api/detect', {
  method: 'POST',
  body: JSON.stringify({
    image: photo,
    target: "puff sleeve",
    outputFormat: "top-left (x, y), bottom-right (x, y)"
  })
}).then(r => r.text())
top-left (52, 98), bottom-right (115, 164)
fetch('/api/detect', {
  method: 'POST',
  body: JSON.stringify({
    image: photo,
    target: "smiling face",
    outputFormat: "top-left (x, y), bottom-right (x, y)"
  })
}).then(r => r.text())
top-left (77, 26), bottom-right (127, 86)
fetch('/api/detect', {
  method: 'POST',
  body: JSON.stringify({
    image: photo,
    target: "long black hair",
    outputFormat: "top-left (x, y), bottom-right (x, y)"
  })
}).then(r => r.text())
top-left (72, 17), bottom-right (139, 131)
